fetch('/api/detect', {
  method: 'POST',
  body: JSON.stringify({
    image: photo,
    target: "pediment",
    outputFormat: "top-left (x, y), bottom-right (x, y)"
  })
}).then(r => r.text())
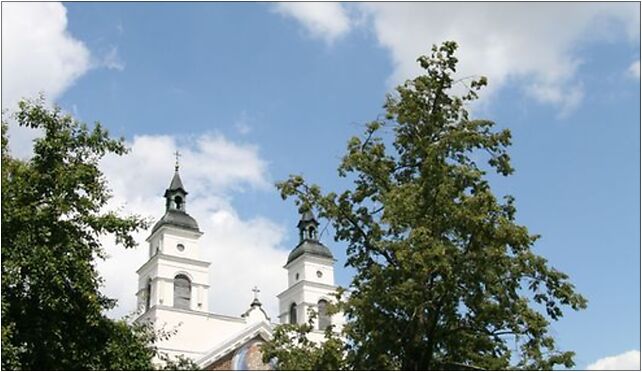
top-left (198, 321), bottom-right (273, 370)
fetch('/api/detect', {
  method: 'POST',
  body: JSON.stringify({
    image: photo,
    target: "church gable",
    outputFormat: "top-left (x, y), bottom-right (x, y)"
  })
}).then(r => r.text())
top-left (204, 335), bottom-right (271, 371)
top-left (195, 320), bottom-right (272, 370)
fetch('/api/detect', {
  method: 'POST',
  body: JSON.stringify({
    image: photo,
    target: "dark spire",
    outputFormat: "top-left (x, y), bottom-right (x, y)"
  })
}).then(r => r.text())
top-left (297, 209), bottom-right (319, 242)
top-left (164, 151), bottom-right (188, 211)
top-left (164, 170), bottom-right (187, 210)
top-left (167, 171), bottom-right (186, 194)
top-left (286, 209), bottom-right (334, 265)
top-left (299, 210), bottom-right (316, 224)
top-left (150, 157), bottom-right (200, 234)
top-left (166, 150), bottom-right (186, 194)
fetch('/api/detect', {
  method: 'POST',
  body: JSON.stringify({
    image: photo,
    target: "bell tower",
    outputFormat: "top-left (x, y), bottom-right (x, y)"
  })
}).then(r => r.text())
top-left (277, 210), bottom-right (340, 335)
top-left (136, 153), bottom-right (211, 314)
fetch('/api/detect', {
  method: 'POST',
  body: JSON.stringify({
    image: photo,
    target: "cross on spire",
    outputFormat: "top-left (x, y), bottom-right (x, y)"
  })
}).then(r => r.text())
top-left (252, 286), bottom-right (261, 300)
top-left (174, 150), bottom-right (181, 171)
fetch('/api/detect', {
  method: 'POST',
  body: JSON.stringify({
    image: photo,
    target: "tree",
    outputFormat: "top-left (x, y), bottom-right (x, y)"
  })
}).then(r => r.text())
top-left (1, 98), bottom-right (196, 370)
top-left (261, 308), bottom-right (346, 370)
top-left (269, 41), bottom-right (587, 370)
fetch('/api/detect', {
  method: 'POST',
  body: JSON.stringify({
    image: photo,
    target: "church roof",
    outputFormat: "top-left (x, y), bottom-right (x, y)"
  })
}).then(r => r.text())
top-left (151, 209), bottom-right (200, 234)
top-left (286, 240), bottom-right (334, 265)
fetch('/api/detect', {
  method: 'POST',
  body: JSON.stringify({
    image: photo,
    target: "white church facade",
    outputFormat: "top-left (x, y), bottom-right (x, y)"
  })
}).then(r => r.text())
top-left (134, 163), bottom-right (343, 369)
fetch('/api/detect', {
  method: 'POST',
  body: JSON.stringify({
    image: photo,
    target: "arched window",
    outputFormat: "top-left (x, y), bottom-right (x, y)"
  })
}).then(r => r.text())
top-left (174, 195), bottom-right (183, 210)
top-left (289, 303), bottom-right (297, 324)
top-left (145, 279), bottom-right (152, 311)
top-left (308, 226), bottom-right (316, 240)
top-left (174, 274), bottom-right (191, 309)
top-left (318, 299), bottom-right (330, 330)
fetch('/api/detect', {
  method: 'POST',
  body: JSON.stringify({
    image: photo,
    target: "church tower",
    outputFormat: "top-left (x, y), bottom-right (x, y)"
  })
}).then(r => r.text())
top-left (277, 210), bottom-right (339, 334)
top-left (136, 158), bottom-right (211, 314)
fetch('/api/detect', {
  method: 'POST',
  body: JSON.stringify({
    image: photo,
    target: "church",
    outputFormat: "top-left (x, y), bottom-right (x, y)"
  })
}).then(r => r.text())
top-left (134, 162), bottom-right (343, 369)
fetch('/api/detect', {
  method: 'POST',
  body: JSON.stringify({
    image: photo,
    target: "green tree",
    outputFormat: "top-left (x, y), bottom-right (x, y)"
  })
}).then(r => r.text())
top-left (1, 98), bottom-right (196, 370)
top-left (261, 308), bottom-right (346, 370)
top-left (269, 41), bottom-right (587, 370)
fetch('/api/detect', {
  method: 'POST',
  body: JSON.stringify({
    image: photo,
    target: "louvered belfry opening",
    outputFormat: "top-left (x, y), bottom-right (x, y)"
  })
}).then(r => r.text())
top-left (290, 303), bottom-right (297, 324)
top-left (318, 299), bottom-right (330, 330)
top-left (174, 274), bottom-right (191, 309)
top-left (145, 279), bottom-right (152, 311)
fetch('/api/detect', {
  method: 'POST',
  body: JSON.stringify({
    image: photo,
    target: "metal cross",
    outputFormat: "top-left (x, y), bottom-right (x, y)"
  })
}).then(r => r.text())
top-left (252, 286), bottom-right (260, 300)
top-left (174, 150), bottom-right (181, 171)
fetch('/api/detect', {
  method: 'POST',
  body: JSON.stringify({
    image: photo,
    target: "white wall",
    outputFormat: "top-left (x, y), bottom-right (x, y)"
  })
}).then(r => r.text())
top-left (286, 255), bottom-right (335, 287)
top-left (137, 224), bottom-right (211, 312)
top-left (140, 306), bottom-right (249, 361)
top-left (147, 226), bottom-right (203, 261)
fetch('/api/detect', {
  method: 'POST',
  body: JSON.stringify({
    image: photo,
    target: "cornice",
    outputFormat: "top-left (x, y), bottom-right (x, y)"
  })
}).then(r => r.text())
top-left (276, 279), bottom-right (338, 298)
top-left (136, 253), bottom-right (210, 275)
top-left (146, 224), bottom-right (204, 242)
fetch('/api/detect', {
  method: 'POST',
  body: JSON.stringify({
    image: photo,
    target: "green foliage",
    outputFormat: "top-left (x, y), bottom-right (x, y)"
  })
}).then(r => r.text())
top-left (1, 98), bottom-right (196, 370)
top-left (261, 308), bottom-right (346, 370)
top-left (158, 350), bottom-right (200, 370)
top-left (272, 41), bottom-right (587, 370)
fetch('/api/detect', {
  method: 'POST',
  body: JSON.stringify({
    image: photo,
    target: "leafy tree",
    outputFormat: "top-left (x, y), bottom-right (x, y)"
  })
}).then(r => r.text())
top-left (261, 308), bottom-right (346, 370)
top-left (158, 354), bottom-right (200, 371)
top-left (269, 41), bottom-right (587, 370)
top-left (1, 98), bottom-right (196, 370)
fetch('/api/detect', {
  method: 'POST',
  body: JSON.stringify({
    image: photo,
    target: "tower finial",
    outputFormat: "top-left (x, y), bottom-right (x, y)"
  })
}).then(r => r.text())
top-left (173, 150), bottom-right (181, 171)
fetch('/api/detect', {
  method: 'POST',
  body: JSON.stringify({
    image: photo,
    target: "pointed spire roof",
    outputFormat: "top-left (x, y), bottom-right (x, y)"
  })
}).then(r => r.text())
top-left (297, 209), bottom-right (318, 228)
top-left (166, 150), bottom-right (187, 195)
top-left (152, 156), bottom-right (200, 235)
top-left (167, 170), bottom-right (187, 194)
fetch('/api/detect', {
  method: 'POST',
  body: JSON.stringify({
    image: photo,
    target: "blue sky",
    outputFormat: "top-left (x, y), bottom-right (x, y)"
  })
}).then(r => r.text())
top-left (2, 2), bottom-right (640, 369)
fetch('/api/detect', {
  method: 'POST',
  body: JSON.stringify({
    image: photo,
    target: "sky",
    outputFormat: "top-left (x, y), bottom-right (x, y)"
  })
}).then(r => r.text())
top-left (1, 2), bottom-right (640, 370)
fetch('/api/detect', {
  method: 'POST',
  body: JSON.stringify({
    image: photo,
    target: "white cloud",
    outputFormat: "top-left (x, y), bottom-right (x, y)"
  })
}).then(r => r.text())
top-left (527, 81), bottom-right (584, 118)
top-left (358, 3), bottom-right (639, 114)
top-left (2, 3), bottom-right (128, 158)
top-left (97, 133), bottom-right (289, 320)
top-left (587, 350), bottom-right (640, 370)
top-left (276, 3), bottom-right (638, 114)
top-left (1, 2), bottom-right (90, 108)
top-left (2, 2), bottom-right (125, 158)
top-left (273, 2), bottom-right (351, 44)
top-left (628, 60), bottom-right (640, 79)
top-left (202, 202), bottom-right (288, 317)
top-left (1, 2), bottom-right (91, 158)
